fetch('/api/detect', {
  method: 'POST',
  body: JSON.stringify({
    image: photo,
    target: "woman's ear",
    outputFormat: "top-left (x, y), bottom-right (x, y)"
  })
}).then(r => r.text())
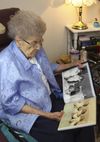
top-left (15, 35), bottom-right (21, 40)
top-left (15, 36), bottom-right (22, 48)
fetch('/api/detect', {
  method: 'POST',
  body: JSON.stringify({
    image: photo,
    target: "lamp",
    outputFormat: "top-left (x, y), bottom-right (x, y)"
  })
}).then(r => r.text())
top-left (65, 0), bottom-right (96, 30)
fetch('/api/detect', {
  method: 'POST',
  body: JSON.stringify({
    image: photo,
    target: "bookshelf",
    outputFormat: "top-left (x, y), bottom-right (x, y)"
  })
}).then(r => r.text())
top-left (65, 23), bottom-right (100, 53)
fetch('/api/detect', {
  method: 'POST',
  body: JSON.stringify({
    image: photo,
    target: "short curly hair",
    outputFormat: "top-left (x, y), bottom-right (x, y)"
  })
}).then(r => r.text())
top-left (7, 10), bottom-right (46, 39)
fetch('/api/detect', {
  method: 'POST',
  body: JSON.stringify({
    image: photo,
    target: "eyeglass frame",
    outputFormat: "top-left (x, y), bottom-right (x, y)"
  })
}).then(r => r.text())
top-left (22, 38), bottom-right (43, 48)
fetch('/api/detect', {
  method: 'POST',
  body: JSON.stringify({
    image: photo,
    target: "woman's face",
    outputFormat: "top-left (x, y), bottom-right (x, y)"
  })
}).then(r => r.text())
top-left (16, 36), bottom-right (43, 59)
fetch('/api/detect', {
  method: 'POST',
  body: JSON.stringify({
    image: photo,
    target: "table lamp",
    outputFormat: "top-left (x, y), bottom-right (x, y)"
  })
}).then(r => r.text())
top-left (65, 0), bottom-right (96, 30)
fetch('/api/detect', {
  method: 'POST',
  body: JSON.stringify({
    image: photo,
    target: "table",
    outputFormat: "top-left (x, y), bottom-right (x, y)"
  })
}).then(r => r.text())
top-left (65, 24), bottom-right (100, 53)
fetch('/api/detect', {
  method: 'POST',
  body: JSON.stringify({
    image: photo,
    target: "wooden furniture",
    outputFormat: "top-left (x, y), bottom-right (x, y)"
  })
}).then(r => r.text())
top-left (0, 132), bottom-right (8, 142)
top-left (65, 24), bottom-right (100, 53)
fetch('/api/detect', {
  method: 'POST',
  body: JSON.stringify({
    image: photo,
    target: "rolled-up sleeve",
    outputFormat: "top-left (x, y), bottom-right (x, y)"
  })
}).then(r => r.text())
top-left (1, 81), bottom-right (26, 115)
top-left (0, 62), bottom-right (26, 115)
top-left (50, 63), bottom-right (59, 72)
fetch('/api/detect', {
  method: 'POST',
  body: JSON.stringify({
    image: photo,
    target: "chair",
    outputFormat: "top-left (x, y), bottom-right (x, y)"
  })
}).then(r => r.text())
top-left (0, 131), bottom-right (8, 142)
top-left (0, 8), bottom-right (20, 51)
top-left (0, 7), bottom-right (38, 142)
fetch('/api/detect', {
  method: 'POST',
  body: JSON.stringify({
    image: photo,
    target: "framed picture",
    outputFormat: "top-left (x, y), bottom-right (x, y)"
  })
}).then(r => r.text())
top-left (58, 62), bottom-right (96, 131)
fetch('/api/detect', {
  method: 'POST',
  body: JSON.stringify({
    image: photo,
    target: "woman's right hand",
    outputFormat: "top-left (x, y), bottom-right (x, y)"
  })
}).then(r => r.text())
top-left (45, 111), bottom-right (64, 121)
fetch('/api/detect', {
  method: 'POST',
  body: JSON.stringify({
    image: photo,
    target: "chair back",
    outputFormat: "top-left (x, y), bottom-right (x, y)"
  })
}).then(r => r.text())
top-left (0, 8), bottom-right (20, 51)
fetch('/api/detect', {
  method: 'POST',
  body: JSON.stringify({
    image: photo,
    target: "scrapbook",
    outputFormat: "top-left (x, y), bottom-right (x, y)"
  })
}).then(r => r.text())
top-left (58, 62), bottom-right (96, 131)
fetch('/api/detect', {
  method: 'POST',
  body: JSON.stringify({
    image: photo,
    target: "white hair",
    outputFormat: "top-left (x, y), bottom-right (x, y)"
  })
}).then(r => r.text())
top-left (7, 10), bottom-right (46, 39)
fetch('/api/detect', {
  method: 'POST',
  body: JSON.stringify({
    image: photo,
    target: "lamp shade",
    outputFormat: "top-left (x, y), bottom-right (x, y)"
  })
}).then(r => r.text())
top-left (65, 0), bottom-right (96, 7)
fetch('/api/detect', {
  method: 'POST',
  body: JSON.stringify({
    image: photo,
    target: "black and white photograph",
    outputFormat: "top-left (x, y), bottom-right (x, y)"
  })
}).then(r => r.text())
top-left (62, 62), bottom-right (96, 103)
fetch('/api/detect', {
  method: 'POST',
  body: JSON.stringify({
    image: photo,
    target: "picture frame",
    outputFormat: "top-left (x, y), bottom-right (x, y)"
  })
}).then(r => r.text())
top-left (58, 62), bottom-right (96, 131)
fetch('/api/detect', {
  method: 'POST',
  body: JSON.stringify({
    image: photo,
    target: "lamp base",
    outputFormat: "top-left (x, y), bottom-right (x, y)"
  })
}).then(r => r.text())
top-left (72, 21), bottom-right (88, 30)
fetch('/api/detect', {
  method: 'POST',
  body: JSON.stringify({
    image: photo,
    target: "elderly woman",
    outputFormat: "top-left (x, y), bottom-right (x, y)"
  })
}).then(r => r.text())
top-left (0, 10), bottom-right (95, 142)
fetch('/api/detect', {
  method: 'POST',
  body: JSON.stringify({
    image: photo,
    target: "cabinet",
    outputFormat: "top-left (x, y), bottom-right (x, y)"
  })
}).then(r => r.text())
top-left (65, 24), bottom-right (100, 53)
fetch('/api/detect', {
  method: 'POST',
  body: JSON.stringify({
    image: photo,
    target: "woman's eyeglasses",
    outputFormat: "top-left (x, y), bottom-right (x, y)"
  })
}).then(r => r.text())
top-left (23, 39), bottom-right (43, 48)
top-left (23, 39), bottom-right (35, 47)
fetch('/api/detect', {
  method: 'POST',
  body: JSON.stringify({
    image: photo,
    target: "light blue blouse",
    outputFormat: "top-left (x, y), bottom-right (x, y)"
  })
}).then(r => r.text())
top-left (0, 41), bottom-right (63, 133)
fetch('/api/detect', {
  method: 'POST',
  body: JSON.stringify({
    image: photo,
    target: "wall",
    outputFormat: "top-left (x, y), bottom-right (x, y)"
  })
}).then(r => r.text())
top-left (0, 0), bottom-right (100, 62)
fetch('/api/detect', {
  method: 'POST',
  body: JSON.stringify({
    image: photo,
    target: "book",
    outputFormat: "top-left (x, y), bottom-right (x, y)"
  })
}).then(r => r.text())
top-left (78, 35), bottom-right (97, 50)
top-left (58, 62), bottom-right (96, 131)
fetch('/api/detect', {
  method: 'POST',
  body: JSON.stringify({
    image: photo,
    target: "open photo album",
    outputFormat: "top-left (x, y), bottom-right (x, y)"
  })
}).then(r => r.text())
top-left (58, 62), bottom-right (96, 131)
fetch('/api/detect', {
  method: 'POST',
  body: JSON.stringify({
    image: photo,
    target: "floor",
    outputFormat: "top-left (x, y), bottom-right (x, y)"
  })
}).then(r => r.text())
top-left (96, 127), bottom-right (100, 142)
top-left (96, 133), bottom-right (100, 142)
top-left (96, 137), bottom-right (100, 142)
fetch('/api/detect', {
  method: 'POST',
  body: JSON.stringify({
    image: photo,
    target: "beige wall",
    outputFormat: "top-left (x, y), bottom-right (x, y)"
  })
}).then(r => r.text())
top-left (0, 0), bottom-right (100, 61)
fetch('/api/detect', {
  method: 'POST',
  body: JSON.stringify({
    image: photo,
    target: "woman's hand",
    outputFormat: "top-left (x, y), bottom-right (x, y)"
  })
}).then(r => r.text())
top-left (45, 111), bottom-right (64, 121)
